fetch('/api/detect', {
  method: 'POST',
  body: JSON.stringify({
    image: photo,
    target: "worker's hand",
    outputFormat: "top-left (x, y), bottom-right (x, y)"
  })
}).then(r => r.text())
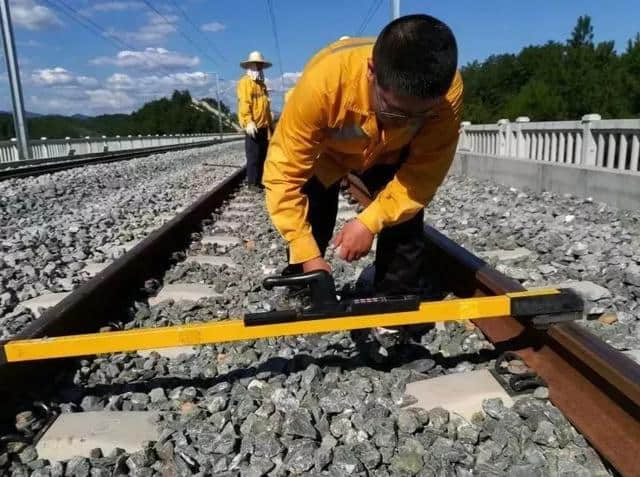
top-left (245, 121), bottom-right (258, 138)
top-left (334, 218), bottom-right (374, 262)
top-left (302, 256), bottom-right (331, 274)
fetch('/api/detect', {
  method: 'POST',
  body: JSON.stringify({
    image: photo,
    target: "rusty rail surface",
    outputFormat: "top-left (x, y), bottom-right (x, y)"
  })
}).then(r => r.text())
top-left (346, 177), bottom-right (640, 476)
top-left (0, 168), bottom-right (246, 401)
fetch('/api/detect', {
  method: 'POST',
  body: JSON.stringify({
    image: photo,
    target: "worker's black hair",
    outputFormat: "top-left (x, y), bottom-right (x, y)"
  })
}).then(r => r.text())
top-left (373, 14), bottom-right (457, 99)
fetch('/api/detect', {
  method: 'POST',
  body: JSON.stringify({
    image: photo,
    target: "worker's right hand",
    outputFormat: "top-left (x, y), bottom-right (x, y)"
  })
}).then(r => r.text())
top-left (302, 257), bottom-right (331, 274)
top-left (245, 121), bottom-right (258, 138)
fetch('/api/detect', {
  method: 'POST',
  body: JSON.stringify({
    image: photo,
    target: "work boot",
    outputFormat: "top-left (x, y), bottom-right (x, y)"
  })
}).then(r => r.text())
top-left (372, 326), bottom-right (408, 349)
top-left (350, 327), bottom-right (407, 364)
top-left (351, 263), bottom-right (441, 361)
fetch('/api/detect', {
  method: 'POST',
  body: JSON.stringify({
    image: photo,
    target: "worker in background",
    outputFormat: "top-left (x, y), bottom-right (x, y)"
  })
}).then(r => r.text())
top-left (263, 15), bottom-right (463, 358)
top-left (237, 51), bottom-right (273, 190)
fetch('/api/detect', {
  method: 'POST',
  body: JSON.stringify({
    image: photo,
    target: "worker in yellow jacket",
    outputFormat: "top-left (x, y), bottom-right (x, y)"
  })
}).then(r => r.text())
top-left (263, 15), bottom-right (462, 355)
top-left (265, 14), bottom-right (461, 277)
top-left (237, 51), bottom-right (273, 189)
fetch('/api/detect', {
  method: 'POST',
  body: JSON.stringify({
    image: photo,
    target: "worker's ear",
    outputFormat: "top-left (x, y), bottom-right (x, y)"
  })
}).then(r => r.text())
top-left (367, 58), bottom-right (375, 81)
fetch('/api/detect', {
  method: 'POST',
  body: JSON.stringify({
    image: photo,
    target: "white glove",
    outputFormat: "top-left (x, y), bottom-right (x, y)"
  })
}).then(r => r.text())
top-left (245, 121), bottom-right (258, 138)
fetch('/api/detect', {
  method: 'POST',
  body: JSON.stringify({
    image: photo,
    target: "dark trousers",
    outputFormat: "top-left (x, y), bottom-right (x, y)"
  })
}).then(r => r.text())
top-left (245, 127), bottom-right (269, 186)
top-left (287, 164), bottom-right (443, 297)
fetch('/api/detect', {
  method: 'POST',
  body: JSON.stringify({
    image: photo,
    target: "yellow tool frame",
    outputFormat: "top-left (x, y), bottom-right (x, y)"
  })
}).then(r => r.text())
top-left (1, 288), bottom-right (582, 363)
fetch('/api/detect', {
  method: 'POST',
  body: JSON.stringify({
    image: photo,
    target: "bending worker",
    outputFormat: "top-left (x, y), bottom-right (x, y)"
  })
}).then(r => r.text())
top-left (237, 51), bottom-right (273, 189)
top-left (263, 14), bottom-right (463, 303)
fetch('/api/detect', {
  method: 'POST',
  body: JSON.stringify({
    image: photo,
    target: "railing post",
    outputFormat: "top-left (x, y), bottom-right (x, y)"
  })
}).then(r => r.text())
top-left (9, 137), bottom-right (18, 161)
top-left (458, 121), bottom-right (471, 151)
top-left (40, 137), bottom-right (48, 159)
top-left (101, 135), bottom-right (108, 153)
top-left (515, 117), bottom-right (530, 159)
top-left (497, 119), bottom-right (510, 156)
top-left (580, 114), bottom-right (600, 166)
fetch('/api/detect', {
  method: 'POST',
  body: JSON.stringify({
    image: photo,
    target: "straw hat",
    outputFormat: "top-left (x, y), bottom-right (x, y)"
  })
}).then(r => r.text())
top-left (240, 51), bottom-right (272, 69)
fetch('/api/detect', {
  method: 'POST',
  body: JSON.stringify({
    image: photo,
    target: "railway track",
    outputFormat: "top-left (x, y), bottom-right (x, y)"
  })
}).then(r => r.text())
top-left (0, 137), bottom-right (241, 181)
top-left (0, 158), bottom-right (637, 475)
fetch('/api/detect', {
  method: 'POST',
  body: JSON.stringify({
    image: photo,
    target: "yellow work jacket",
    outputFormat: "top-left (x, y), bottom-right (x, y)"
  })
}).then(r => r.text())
top-left (236, 75), bottom-right (272, 129)
top-left (264, 37), bottom-right (463, 264)
top-left (284, 88), bottom-right (293, 104)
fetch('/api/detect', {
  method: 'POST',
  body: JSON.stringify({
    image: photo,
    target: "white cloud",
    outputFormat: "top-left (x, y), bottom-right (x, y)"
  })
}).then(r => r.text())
top-left (17, 39), bottom-right (43, 47)
top-left (86, 89), bottom-right (136, 111)
top-left (86, 1), bottom-right (144, 13)
top-left (106, 71), bottom-right (211, 93)
top-left (91, 47), bottom-right (200, 71)
top-left (105, 72), bottom-right (136, 90)
top-left (10, 0), bottom-right (62, 30)
top-left (24, 66), bottom-right (224, 115)
top-left (158, 71), bottom-right (210, 87)
top-left (28, 87), bottom-right (136, 115)
top-left (77, 76), bottom-right (99, 87)
top-left (106, 13), bottom-right (178, 45)
top-left (31, 67), bottom-right (98, 87)
top-left (265, 71), bottom-right (302, 92)
top-left (31, 67), bottom-right (73, 85)
top-left (200, 22), bottom-right (226, 33)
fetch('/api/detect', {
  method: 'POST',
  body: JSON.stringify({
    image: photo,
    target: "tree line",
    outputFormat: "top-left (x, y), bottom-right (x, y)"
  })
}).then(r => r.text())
top-left (462, 16), bottom-right (640, 123)
top-left (0, 90), bottom-right (235, 140)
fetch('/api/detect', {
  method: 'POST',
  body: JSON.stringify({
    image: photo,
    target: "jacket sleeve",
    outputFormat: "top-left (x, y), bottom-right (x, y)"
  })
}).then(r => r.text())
top-left (263, 73), bottom-right (330, 264)
top-left (358, 73), bottom-right (464, 234)
top-left (236, 78), bottom-right (252, 128)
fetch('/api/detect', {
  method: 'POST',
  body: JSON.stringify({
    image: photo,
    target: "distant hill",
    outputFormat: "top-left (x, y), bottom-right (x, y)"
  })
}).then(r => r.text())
top-left (0, 110), bottom-right (42, 118)
top-left (0, 90), bottom-right (238, 140)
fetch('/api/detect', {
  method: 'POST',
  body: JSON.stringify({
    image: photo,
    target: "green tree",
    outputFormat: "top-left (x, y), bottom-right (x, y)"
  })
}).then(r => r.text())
top-left (461, 16), bottom-right (638, 122)
top-left (568, 15), bottom-right (594, 48)
top-left (0, 89), bottom-right (236, 140)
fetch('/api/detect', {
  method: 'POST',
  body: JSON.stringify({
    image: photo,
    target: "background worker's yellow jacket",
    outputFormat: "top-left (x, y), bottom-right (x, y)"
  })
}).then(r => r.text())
top-left (263, 37), bottom-right (463, 264)
top-left (236, 75), bottom-right (272, 129)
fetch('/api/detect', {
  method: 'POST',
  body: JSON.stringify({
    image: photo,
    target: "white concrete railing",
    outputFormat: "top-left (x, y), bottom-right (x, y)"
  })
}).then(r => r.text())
top-left (458, 115), bottom-right (640, 173)
top-left (0, 133), bottom-right (240, 163)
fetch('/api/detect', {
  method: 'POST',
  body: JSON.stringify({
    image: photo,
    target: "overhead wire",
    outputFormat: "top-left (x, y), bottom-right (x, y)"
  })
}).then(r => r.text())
top-left (140, 0), bottom-right (220, 68)
top-left (166, 0), bottom-right (228, 63)
top-left (42, 0), bottom-right (218, 106)
top-left (264, 0), bottom-right (285, 108)
top-left (43, 0), bottom-right (135, 52)
top-left (356, 0), bottom-right (383, 36)
top-left (45, 0), bottom-right (180, 79)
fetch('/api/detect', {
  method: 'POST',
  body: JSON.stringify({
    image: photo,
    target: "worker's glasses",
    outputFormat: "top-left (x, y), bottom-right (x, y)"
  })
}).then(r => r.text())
top-left (374, 84), bottom-right (438, 121)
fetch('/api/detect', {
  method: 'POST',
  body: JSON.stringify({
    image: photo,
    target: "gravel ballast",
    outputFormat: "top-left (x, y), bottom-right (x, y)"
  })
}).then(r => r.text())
top-left (1, 148), bottom-right (633, 475)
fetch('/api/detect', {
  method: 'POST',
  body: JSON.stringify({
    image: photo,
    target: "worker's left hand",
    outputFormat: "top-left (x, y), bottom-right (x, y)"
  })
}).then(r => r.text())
top-left (333, 218), bottom-right (374, 262)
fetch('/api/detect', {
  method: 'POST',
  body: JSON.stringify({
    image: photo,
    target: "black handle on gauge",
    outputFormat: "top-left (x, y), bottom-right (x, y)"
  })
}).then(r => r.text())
top-left (244, 309), bottom-right (299, 326)
top-left (262, 270), bottom-right (338, 307)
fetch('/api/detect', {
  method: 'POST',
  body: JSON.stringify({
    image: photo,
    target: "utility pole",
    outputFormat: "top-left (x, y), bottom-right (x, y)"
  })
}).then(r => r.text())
top-left (215, 73), bottom-right (223, 140)
top-left (391, 0), bottom-right (400, 20)
top-left (0, 0), bottom-right (29, 160)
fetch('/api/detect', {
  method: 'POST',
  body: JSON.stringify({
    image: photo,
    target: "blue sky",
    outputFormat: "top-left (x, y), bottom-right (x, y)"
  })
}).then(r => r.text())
top-left (2, 0), bottom-right (639, 116)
